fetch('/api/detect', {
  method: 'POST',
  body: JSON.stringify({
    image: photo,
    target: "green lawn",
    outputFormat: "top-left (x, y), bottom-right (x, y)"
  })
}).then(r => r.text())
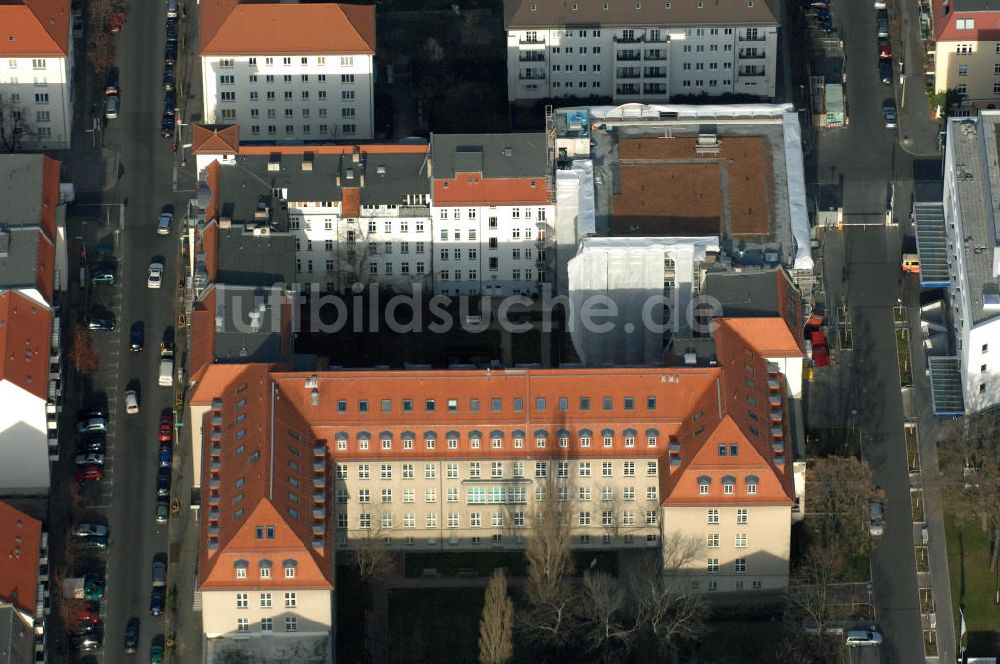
top-left (945, 509), bottom-right (1000, 655)
top-left (388, 587), bottom-right (485, 664)
top-left (896, 327), bottom-right (913, 386)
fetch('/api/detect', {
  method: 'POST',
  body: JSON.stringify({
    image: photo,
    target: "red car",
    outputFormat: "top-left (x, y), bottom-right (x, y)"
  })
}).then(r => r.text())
top-left (75, 465), bottom-right (103, 482)
top-left (878, 38), bottom-right (892, 59)
top-left (76, 603), bottom-right (100, 626)
top-left (159, 415), bottom-right (173, 444)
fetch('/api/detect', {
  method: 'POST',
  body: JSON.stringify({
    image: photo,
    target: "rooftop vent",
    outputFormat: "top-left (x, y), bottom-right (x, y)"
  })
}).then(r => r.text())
top-left (248, 309), bottom-right (262, 332)
top-left (215, 303), bottom-right (225, 332)
top-left (683, 352), bottom-right (697, 365)
top-left (301, 152), bottom-right (314, 171)
top-left (503, 147), bottom-right (513, 157)
top-left (695, 133), bottom-right (721, 154)
top-left (267, 154), bottom-right (280, 171)
top-left (0, 230), bottom-right (9, 258)
top-left (218, 216), bottom-right (232, 229)
top-left (346, 168), bottom-right (355, 180)
top-left (376, 165), bottom-right (387, 177)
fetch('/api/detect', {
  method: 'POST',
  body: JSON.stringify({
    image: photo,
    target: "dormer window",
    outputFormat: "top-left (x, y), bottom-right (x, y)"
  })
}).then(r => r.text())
top-left (260, 559), bottom-right (273, 579)
top-left (234, 559), bottom-right (249, 579)
top-left (722, 476), bottom-right (736, 495)
top-left (697, 475), bottom-right (711, 495)
top-left (283, 559), bottom-right (298, 578)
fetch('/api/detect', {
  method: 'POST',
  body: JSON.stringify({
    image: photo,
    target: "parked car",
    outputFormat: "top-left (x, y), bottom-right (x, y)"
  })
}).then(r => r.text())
top-left (810, 7), bottom-right (830, 19)
top-left (130, 321), bottom-right (144, 352)
top-left (883, 105), bottom-right (897, 128)
top-left (77, 435), bottom-right (105, 454)
top-left (157, 212), bottom-right (172, 235)
top-left (90, 266), bottom-right (116, 284)
top-left (76, 602), bottom-right (101, 626)
top-left (150, 643), bottom-right (164, 664)
top-left (155, 499), bottom-right (169, 524)
top-left (88, 316), bottom-right (115, 331)
top-left (77, 418), bottom-right (108, 433)
top-left (160, 113), bottom-right (174, 139)
top-left (159, 415), bottom-right (173, 443)
top-left (104, 69), bottom-right (119, 96)
top-left (77, 534), bottom-right (108, 550)
top-left (845, 630), bottom-right (883, 646)
top-left (150, 588), bottom-right (165, 616)
top-left (165, 17), bottom-right (178, 41)
top-left (164, 91), bottom-right (176, 113)
top-left (124, 618), bottom-right (140, 654)
top-left (164, 41), bottom-right (177, 66)
top-left (152, 560), bottom-right (167, 587)
top-left (877, 9), bottom-right (889, 37)
top-left (104, 95), bottom-right (119, 120)
top-left (75, 452), bottom-right (105, 466)
top-left (74, 523), bottom-right (109, 538)
top-left (878, 38), bottom-right (892, 59)
top-left (75, 465), bottom-right (103, 482)
top-left (156, 469), bottom-right (171, 497)
top-left (158, 445), bottom-right (172, 469)
top-left (147, 262), bottom-right (163, 289)
top-left (879, 59), bottom-right (893, 84)
top-left (125, 389), bottom-right (139, 414)
top-left (70, 631), bottom-right (102, 651)
top-left (162, 67), bottom-right (174, 91)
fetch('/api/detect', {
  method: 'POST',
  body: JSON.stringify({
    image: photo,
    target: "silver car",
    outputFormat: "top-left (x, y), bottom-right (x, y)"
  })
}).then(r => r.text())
top-left (157, 212), bottom-right (172, 235)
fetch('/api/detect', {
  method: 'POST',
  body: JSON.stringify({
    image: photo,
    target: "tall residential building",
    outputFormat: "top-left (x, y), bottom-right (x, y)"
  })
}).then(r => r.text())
top-left (199, 1), bottom-right (375, 143)
top-left (0, 501), bottom-right (48, 664)
top-left (0, 155), bottom-right (68, 494)
top-left (0, 0), bottom-right (73, 149)
top-left (930, 0), bottom-right (1000, 108)
top-left (918, 111), bottom-right (1000, 414)
top-left (429, 133), bottom-right (555, 297)
top-left (503, 0), bottom-right (778, 103)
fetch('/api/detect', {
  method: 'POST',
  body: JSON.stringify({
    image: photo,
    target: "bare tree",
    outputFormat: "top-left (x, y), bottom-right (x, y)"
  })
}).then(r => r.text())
top-left (520, 474), bottom-right (577, 649)
top-left (349, 504), bottom-right (394, 582)
top-left (70, 324), bottom-right (99, 375)
top-left (940, 413), bottom-right (1000, 569)
top-left (0, 100), bottom-right (34, 153)
top-left (478, 569), bottom-right (514, 664)
top-left (578, 570), bottom-right (641, 662)
top-left (785, 542), bottom-right (843, 637)
top-left (631, 533), bottom-right (707, 658)
top-left (807, 456), bottom-right (882, 555)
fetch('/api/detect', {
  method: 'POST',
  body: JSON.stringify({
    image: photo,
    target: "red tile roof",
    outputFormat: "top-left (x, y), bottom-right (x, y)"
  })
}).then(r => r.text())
top-left (34, 231), bottom-right (54, 306)
top-left (341, 187), bottom-right (361, 218)
top-left (189, 287), bottom-right (218, 381)
top-left (192, 125), bottom-right (241, 155)
top-left (0, 0), bottom-right (70, 56)
top-left (0, 291), bottom-right (52, 400)
top-left (39, 156), bottom-right (59, 243)
top-left (932, 0), bottom-right (1000, 41)
top-left (433, 175), bottom-right (551, 206)
top-left (716, 318), bottom-right (803, 357)
top-left (0, 500), bottom-right (42, 615)
top-left (200, 2), bottom-right (375, 56)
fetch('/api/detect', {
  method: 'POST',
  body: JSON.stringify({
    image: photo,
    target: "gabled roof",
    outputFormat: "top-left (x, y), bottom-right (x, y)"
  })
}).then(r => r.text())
top-left (932, 0), bottom-right (1000, 41)
top-left (0, 0), bottom-right (70, 56)
top-left (716, 318), bottom-right (803, 357)
top-left (432, 176), bottom-right (551, 206)
top-left (0, 291), bottom-right (51, 400)
top-left (504, 0), bottom-right (779, 28)
top-left (0, 501), bottom-right (41, 615)
top-left (192, 125), bottom-right (241, 155)
top-left (200, 1), bottom-right (376, 56)
top-left (200, 500), bottom-right (332, 589)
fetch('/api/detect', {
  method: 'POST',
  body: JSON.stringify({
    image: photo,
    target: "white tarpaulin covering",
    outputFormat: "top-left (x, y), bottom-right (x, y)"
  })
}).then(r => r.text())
top-left (587, 102), bottom-right (794, 121)
top-left (782, 112), bottom-right (814, 270)
top-left (555, 160), bottom-right (595, 295)
top-left (567, 237), bottom-right (720, 367)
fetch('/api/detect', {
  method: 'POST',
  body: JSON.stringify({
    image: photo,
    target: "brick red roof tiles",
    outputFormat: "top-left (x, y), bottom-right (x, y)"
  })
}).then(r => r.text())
top-left (0, 0), bottom-right (70, 56)
top-left (192, 125), bottom-right (241, 155)
top-left (0, 500), bottom-right (41, 615)
top-left (932, 0), bottom-right (1000, 41)
top-left (433, 175), bottom-right (552, 206)
top-left (0, 291), bottom-right (52, 400)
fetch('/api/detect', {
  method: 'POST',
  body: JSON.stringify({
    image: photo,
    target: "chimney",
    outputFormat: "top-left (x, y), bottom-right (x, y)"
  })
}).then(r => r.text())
top-left (267, 153), bottom-right (280, 171)
top-left (352, 145), bottom-right (362, 163)
top-left (301, 152), bottom-right (314, 171)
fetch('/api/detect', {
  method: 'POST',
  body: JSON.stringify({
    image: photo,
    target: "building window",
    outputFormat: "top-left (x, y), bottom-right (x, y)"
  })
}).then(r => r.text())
top-left (236, 593), bottom-right (248, 608)
top-left (261, 618), bottom-right (272, 632)
top-left (285, 617), bottom-right (298, 632)
top-left (707, 533), bottom-right (719, 548)
top-left (284, 592), bottom-right (297, 608)
top-left (260, 592), bottom-right (272, 607)
top-left (736, 533), bottom-right (748, 548)
top-left (737, 508), bottom-right (748, 524)
top-left (237, 618), bottom-right (249, 632)
top-left (959, 64), bottom-right (969, 76)
top-left (734, 558), bottom-right (747, 574)
top-left (707, 558), bottom-right (719, 573)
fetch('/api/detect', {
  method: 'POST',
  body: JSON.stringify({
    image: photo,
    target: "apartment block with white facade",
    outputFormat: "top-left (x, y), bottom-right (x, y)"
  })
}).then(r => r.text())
top-left (429, 133), bottom-right (555, 297)
top-left (199, 1), bottom-right (374, 144)
top-left (0, 0), bottom-right (73, 150)
top-left (917, 111), bottom-right (1000, 415)
top-left (504, 0), bottom-right (778, 103)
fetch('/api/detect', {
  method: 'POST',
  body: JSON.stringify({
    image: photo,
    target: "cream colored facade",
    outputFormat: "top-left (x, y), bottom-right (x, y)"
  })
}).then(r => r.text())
top-left (333, 458), bottom-right (663, 550)
top-left (933, 40), bottom-right (1000, 104)
top-left (663, 504), bottom-right (791, 593)
top-left (202, 588), bottom-right (333, 638)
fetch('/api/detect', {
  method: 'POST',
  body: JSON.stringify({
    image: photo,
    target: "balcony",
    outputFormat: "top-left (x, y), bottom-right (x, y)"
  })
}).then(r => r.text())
top-left (643, 84), bottom-right (667, 95)
top-left (398, 205), bottom-right (429, 217)
top-left (313, 490), bottom-right (325, 503)
top-left (313, 523), bottom-right (325, 534)
top-left (616, 84), bottom-right (640, 96)
top-left (768, 393), bottom-right (781, 406)
top-left (211, 398), bottom-right (222, 410)
top-left (519, 37), bottom-right (545, 45)
top-left (739, 67), bottom-right (767, 77)
top-left (616, 51), bottom-right (641, 61)
top-left (643, 68), bottom-right (667, 79)
top-left (210, 460), bottom-right (221, 471)
top-left (313, 476), bottom-right (325, 488)
top-left (519, 72), bottom-right (546, 80)
top-left (770, 408), bottom-right (783, 422)
top-left (768, 377), bottom-right (780, 390)
top-left (519, 53), bottom-right (545, 62)
top-left (614, 35), bottom-right (644, 43)
top-left (312, 506), bottom-right (326, 518)
top-left (771, 425), bottom-right (783, 438)
top-left (616, 68), bottom-right (641, 80)
top-left (313, 443), bottom-right (325, 457)
top-left (211, 414), bottom-right (222, 426)
top-left (738, 34), bottom-right (767, 42)
top-left (644, 50), bottom-right (667, 61)
top-left (211, 443), bottom-right (221, 457)
top-left (313, 460), bottom-right (326, 472)
top-left (738, 49), bottom-right (766, 59)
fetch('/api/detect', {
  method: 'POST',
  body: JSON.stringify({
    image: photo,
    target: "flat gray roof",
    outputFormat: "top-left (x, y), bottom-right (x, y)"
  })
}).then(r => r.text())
top-left (0, 604), bottom-right (33, 664)
top-left (703, 269), bottom-right (781, 317)
top-left (0, 227), bottom-right (43, 291)
top-left (951, 115), bottom-right (1000, 325)
top-left (213, 285), bottom-right (288, 363)
top-left (430, 133), bottom-right (548, 179)
top-left (928, 356), bottom-right (965, 416)
top-left (216, 226), bottom-right (296, 288)
top-left (913, 202), bottom-right (950, 287)
top-left (0, 155), bottom-right (44, 230)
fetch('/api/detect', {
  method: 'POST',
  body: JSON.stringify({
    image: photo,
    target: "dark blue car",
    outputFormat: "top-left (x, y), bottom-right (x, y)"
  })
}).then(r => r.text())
top-left (158, 445), bottom-right (172, 469)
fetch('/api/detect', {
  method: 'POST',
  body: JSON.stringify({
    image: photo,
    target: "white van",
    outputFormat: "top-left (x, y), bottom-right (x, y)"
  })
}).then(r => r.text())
top-left (125, 389), bottom-right (139, 414)
top-left (845, 630), bottom-right (883, 646)
top-left (166, 0), bottom-right (178, 18)
top-left (158, 357), bottom-right (174, 387)
top-left (868, 501), bottom-right (884, 537)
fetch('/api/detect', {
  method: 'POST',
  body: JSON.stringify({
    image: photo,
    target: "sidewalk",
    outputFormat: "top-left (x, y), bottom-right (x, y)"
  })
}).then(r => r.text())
top-left (892, 0), bottom-right (942, 156)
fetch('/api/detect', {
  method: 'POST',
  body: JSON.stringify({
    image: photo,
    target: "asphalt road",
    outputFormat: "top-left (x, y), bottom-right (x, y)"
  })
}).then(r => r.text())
top-left (59, 0), bottom-right (188, 660)
top-left (805, 2), bottom-right (939, 662)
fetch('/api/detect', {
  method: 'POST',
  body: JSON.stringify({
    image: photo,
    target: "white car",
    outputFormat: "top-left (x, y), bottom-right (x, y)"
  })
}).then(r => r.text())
top-left (147, 262), bottom-right (164, 289)
top-left (74, 523), bottom-right (109, 538)
top-left (125, 389), bottom-right (139, 414)
top-left (846, 630), bottom-right (884, 646)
